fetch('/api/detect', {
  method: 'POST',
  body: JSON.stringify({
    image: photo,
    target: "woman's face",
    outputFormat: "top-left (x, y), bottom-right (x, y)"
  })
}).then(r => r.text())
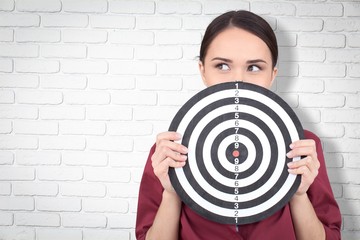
top-left (199, 27), bottom-right (277, 89)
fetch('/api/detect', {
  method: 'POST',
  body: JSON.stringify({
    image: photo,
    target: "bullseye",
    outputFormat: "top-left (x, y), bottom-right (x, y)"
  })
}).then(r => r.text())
top-left (168, 81), bottom-right (303, 225)
top-left (232, 150), bottom-right (240, 158)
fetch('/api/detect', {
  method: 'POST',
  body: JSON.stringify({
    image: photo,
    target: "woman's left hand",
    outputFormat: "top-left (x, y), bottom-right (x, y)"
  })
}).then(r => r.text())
top-left (286, 139), bottom-right (321, 196)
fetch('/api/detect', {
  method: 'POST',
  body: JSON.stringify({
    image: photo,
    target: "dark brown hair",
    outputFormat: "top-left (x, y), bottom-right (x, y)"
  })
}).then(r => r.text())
top-left (199, 10), bottom-right (278, 68)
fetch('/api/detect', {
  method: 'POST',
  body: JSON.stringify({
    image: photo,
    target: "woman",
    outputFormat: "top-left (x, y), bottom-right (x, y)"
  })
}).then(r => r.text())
top-left (136, 10), bottom-right (341, 240)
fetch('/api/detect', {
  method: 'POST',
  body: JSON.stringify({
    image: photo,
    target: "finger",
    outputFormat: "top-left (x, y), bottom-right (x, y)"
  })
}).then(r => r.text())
top-left (156, 131), bottom-right (182, 145)
top-left (153, 157), bottom-right (186, 178)
top-left (287, 156), bottom-right (319, 172)
top-left (152, 140), bottom-right (188, 163)
top-left (286, 146), bottom-right (317, 159)
top-left (290, 139), bottom-right (316, 149)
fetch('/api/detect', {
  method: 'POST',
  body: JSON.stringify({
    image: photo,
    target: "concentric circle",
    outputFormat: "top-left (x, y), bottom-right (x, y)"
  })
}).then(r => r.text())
top-left (168, 81), bottom-right (303, 225)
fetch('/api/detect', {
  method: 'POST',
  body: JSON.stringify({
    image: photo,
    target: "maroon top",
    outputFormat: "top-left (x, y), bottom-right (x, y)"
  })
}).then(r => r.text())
top-left (136, 130), bottom-right (341, 240)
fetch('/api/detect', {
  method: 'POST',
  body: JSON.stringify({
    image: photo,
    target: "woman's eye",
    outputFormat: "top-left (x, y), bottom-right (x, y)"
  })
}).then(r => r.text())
top-left (248, 65), bottom-right (261, 72)
top-left (216, 63), bottom-right (230, 71)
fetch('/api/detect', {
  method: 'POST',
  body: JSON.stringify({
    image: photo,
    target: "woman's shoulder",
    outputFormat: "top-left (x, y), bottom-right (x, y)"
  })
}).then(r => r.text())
top-left (303, 129), bottom-right (321, 143)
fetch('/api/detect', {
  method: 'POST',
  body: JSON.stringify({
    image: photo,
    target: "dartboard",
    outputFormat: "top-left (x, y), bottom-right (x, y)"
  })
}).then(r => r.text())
top-left (168, 81), bottom-right (303, 225)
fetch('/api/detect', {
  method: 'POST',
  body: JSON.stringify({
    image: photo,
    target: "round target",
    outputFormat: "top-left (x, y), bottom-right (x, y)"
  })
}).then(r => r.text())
top-left (168, 81), bottom-right (303, 225)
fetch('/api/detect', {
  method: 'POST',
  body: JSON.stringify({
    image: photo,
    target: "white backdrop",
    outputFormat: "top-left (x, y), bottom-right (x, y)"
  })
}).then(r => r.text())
top-left (0, 0), bottom-right (359, 239)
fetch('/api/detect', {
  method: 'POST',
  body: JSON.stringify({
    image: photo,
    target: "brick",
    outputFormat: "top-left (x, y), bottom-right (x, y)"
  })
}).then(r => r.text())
top-left (16, 212), bottom-right (60, 227)
top-left (0, 151), bottom-right (13, 164)
top-left (109, 30), bottom-right (154, 45)
top-left (297, 3), bottom-right (343, 17)
top-left (109, 0), bottom-right (155, 14)
top-left (17, 90), bottom-right (63, 105)
top-left (137, 76), bottom-right (182, 91)
top-left (14, 120), bottom-right (58, 135)
top-left (137, 16), bottom-right (181, 30)
top-left (107, 122), bottom-right (153, 136)
top-left (0, 105), bottom-right (38, 119)
top-left (111, 91), bottom-right (157, 105)
top-left (37, 197), bottom-right (81, 212)
top-left (323, 153), bottom-right (344, 168)
top-left (346, 153), bottom-right (360, 168)
top-left (349, 64), bottom-right (360, 77)
top-left (0, 29), bottom-right (14, 42)
top-left (344, 185), bottom-right (360, 200)
top-left (158, 61), bottom-right (199, 75)
top-left (0, 182), bottom-right (11, 195)
top-left (90, 15), bottom-right (135, 29)
top-left (342, 230), bottom-right (360, 240)
top-left (0, 212), bottom-right (13, 225)
top-left (42, 14), bottom-right (88, 27)
top-left (275, 63), bottom-right (299, 77)
top-left (62, 151), bottom-right (107, 166)
top-left (298, 33), bottom-right (346, 48)
top-left (344, 3), bottom-right (360, 17)
top-left (323, 109), bottom-right (360, 123)
top-left (135, 46), bottom-right (181, 60)
top-left (134, 136), bottom-right (154, 152)
top-left (134, 106), bottom-right (178, 121)
top-left (40, 106), bottom-right (85, 120)
top-left (62, 0), bottom-right (107, 13)
top-left (300, 63), bottom-right (345, 77)
top-left (158, 92), bottom-right (196, 106)
top-left (41, 75), bottom-right (87, 89)
top-left (0, 0), bottom-right (14, 11)
top-left (85, 168), bottom-right (131, 182)
top-left (0, 135), bottom-right (38, 150)
top-left (327, 49), bottom-right (360, 63)
top-left (277, 77), bottom-right (324, 93)
top-left (131, 168), bottom-right (144, 183)
top-left (64, 91), bottom-right (110, 105)
top-left (0, 89), bottom-right (14, 103)
top-left (0, 196), bottom-right (34, 210)
top-left (157, 1), bottom-right (201, 14)
top-left (330, 183), bottom-right (342, 198)
top-left (60, 121), bottom-right (106, 136)
top-left (278, 17), bottom-right (323, 32)
top-left (41, 44), bottom-right (87, 58)
top-left (83, 198), bottom-right (128, 213)
top-left (348, 34), bottom-right (360, 48)
top-left (83, 230), bottom-right (129, 240)
top-left (37, 167), bottom-right (83, 181)
top-left (0, 74), bottom-right (39, 88)
top-left (299, 94), bottom-right (345, 108)
top-left (88, 76), bottom-right (135, 90)
top-left (156, 31), bottom-right (202, 45)
top-left (325, 18), bottom-right (360, 32)
top-left (15, 59), bottom-right (59, 73)
top-left (293, 109), bottom-right (321, 123)
top-left (0, 227), bottom-right (35, 240)
top-left (40, 136), bottom-right (86, 150)
top-left (338, 199), bottom-right (360, 215)
top-left (63, 29), bottom-right (107, 43)
top-left (0, 59), bottom-right (12, 72)
top-left (61, 60), bottom-right (108, 74)
top-left (325, 79), bottom-right (360, 93)
top-left (86, 106), bottom-right (132, 120)
top-left (0, 44), bottom-right (38, 57)
top-left (17, 0), bottom-right (61, 12)
top-left (109, 152), bottom-right (147, 168)
top-left (60, 182), bottom-right (106, 197)
top-left (108, 183), bottom-right (139, 198)
top-left (87, 136), bottom-right (133, 152)
top-left (347, 94), bottom-right (360, 108)
top-left (344, 216), bottom-right (360, 230)
top-left (16, 150), bottom-right (61, 165)
top-left (15, 28), bottom-right (59, 43)
top-left (0, 13), bottom-right (39, 27)
top-left (203, 1), bottom-right (249, 14)
top-left (62, 213), bottom-right (106, 228)
top-left (13, 182), bottom-right (58, 196)
top-left (37, 229), bottom-right (82, 240)
top-left (346, 125), bottom-right (360, 139)
top-left (88, 45), bottom-right (133, 59)
top-left (183, 45), bottom-right (200, 60)
top-left (0, 167), bottom-right (34, 180)
top-left (109, 61), bottom-right (156, 75)
top-left (325, 139), bottom-right (360, 153)
top-left (0, 120), bottom-right (12, 134)
top-left (279, 47), bottom-right (325, 62)
top-left (109, 214), bottom-right (135, 228)
top-left (251, 2), bottom-right (295, 16)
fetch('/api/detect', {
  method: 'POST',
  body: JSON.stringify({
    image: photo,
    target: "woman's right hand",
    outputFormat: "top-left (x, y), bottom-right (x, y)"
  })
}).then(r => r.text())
top-left (151, 131), bottom-right (188, 194)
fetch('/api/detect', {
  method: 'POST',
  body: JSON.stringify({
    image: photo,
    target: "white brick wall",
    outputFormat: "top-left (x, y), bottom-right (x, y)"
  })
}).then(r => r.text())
top-left (0, 0), bottom-right (359, 239)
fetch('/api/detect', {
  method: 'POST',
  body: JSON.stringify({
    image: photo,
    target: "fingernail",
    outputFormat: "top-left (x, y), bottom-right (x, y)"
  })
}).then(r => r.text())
top-left (289, 143), bottom-right (294, 149)
top-left (176, 133), bottom-right (182, 139)
top-left (286, 151), bottom-right (292, 158)
top-left (182, 147), bottom-right (188, 153)
top-left (287, 162), bottom-right (293, 167)
top-left (181, 155), bottom-right (187, 160)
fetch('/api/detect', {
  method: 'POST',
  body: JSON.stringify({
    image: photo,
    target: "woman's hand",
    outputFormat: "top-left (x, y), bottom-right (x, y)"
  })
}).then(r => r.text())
top-left (286, 139), bottom-right (320, 196)
top-left (151, 131), bottom-right (188, 194)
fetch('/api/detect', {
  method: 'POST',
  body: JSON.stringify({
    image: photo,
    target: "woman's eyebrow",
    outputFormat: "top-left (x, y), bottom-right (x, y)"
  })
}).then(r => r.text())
top-left (246, 59), bottom-right (268, 65)
top-left (211, 57), bottom-right (233, 63)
